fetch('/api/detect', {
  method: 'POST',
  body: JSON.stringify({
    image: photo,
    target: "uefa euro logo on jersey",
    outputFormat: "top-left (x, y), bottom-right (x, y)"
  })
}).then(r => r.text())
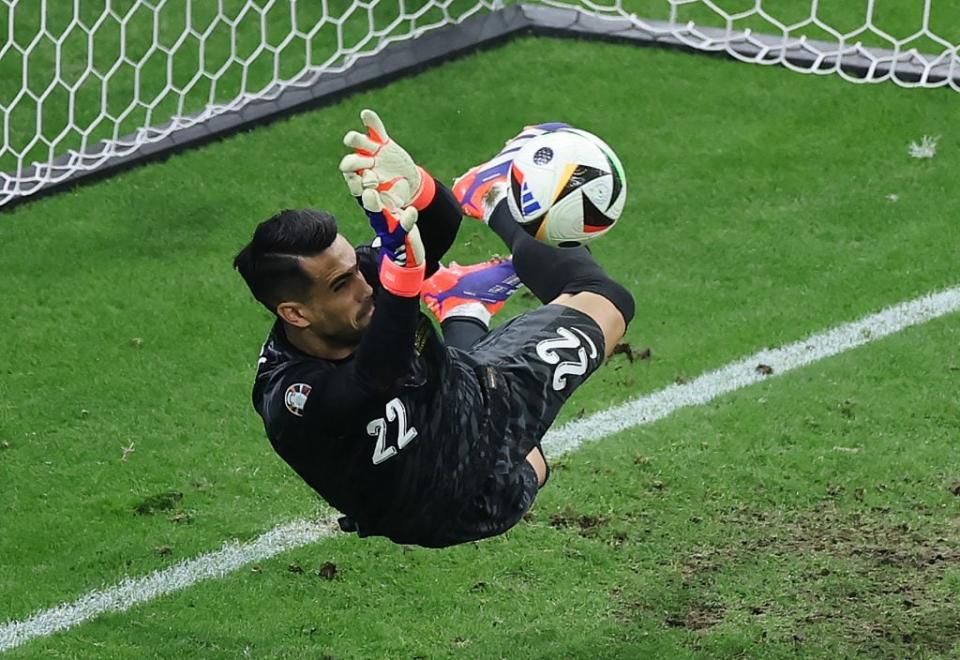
top-left (284, 383), bottom-right (312, 417)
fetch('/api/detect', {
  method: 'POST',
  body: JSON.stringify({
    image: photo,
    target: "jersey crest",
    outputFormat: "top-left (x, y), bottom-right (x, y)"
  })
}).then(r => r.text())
top-left (284, 383), bottom-right (312, 417)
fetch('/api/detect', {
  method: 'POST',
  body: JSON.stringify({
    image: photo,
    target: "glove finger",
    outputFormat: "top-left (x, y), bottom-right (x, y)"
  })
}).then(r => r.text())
top-left (396, 206), bottom-right (419, 232)
top-left (339, 153), bottom-right (375, 173)
top-left (361, 188), bottom-right (384, 213)
top-left (342, 171), bottom-right (363, 197)
top-left (360, 109), bottom-right (389, 143)
top-left (360, 169), bottom-right (379, 190)
top-left (405, 224), bottom-right (425, 266)
top-left (343, 130), bottom-right (380, 155)
top-left (377, 192), bottom-right (399, 211)
top-left (378, 184), bottom-right (410, 211)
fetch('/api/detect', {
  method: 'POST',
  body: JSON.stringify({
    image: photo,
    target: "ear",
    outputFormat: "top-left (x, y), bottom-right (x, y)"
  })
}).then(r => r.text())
top-left (276, 301), bottom-right (311, 328)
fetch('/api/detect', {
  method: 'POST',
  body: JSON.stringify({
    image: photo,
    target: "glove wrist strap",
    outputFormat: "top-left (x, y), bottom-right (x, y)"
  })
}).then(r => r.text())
top-left (379, 259), bottom-right (425, 297)
top-left (411, 168), bottom-right (436, 211)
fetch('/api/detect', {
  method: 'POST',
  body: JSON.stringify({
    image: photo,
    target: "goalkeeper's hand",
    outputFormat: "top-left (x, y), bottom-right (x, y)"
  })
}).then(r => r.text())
top-left (363, 194), bottom-right (425, 297)
top-left (338, 109), bottom-right (436, 212)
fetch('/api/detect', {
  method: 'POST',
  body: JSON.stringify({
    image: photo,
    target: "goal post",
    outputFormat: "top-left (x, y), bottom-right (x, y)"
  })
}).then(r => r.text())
top-left (533, 1), bottom-right (960, 87)
top-left (2, 0), bottom-right (958, 210)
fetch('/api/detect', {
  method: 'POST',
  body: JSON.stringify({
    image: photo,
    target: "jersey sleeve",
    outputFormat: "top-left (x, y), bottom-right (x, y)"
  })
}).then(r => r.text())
top-left (293, 296), bottom-right (418, 426)
top-left (416, 179), bottom-right (462, 276)
top-left (351, 289), bottom-right (421, 395)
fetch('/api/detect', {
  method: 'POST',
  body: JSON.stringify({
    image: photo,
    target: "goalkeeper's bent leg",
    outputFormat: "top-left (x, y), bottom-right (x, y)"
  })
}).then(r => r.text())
top-left (488, 200), bottom-right (635, 330)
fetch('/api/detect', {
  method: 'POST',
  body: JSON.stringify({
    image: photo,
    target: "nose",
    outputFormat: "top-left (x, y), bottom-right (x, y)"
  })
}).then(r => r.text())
top-left (358, 271), bottom-right (373, 298)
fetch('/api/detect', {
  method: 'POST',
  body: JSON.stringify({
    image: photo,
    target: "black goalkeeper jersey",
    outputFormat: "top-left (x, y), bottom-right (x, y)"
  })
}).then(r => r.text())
top-left (249, 182), bottom-right (513, 545)
top-left (252, 307), bottom-right (510, 544)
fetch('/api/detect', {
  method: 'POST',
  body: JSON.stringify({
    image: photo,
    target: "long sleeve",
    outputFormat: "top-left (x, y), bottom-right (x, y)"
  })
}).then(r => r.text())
top-left (351, 288), bottom-right (421, 394)
top-left (416, 179), bottom-right (462, 276)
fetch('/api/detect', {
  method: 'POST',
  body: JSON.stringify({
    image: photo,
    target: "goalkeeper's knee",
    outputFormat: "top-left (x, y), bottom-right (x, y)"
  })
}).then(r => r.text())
top-left (562, 274), bottom-right (635, 328)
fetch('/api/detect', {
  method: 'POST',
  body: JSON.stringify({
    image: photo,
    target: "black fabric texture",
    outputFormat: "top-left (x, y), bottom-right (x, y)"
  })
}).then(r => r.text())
top-left (488, 200), bottom-right (578, 303)
top-left (467, 304), bottom-right (606, 448)
top-left (352, 290), bottom-right (421, 394)
top-left (441, 316), bottom-right (488, 350)
top-left (416, 178), bottom-right (462, 277)
top-left (560, 277), bottom-right (636, 326)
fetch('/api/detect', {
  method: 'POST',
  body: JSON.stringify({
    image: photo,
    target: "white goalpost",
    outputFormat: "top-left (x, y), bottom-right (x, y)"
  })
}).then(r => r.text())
top-left (1, 0), bottom-right (957, 209)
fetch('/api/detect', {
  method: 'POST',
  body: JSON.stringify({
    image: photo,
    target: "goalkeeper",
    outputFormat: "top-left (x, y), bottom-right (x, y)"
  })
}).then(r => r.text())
top-left (234, 110), bottom-right (634, 547)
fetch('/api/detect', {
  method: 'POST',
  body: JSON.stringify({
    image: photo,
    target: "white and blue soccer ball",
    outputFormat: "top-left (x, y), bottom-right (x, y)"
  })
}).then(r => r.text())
top-left (507, 127), bottom-right (626, 247)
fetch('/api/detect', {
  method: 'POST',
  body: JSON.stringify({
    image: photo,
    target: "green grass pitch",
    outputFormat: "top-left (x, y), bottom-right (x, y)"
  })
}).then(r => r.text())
top-left (2, 31), bottom-right (960, 659)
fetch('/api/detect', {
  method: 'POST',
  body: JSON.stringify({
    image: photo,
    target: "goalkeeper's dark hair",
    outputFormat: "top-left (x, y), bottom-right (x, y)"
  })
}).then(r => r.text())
top-left (233, 208), bottom-right (338, 314)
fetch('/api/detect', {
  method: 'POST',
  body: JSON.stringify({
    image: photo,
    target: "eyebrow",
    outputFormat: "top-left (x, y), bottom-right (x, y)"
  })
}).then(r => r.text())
top-left (329, 270), bottom-right (352, 290)
top-left (326, 255), bottom-right (359, 290)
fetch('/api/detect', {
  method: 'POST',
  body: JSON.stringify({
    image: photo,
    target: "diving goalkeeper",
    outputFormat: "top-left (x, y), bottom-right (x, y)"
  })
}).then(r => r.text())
top-left (233, 110), bottom-right (635, 547)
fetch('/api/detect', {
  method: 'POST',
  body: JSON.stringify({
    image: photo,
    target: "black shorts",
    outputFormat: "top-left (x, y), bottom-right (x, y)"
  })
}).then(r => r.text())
top-left (426, 456), bottom-right (540, 547)
top-left (470, 303), bottom-right (606, 449)
top-left (429, 305), bottom-right (605, 547)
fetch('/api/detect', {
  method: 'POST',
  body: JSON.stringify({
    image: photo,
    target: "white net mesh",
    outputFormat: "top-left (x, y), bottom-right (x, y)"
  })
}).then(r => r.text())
top-left (536, 1), bottom-right (960, 89)
top-left (2, 1), bottom-right (958, 208)
top-left (0, 0), bottom-right (497, 208)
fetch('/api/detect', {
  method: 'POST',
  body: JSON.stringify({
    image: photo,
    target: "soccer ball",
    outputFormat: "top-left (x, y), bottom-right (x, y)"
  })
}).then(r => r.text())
top-left (506, 127), bottom-right (626, 247)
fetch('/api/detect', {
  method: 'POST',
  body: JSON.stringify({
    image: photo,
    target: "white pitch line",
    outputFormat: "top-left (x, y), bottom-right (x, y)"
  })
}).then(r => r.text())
top-left (0, 520), bottom-right (339, 652)
top-left (3, 284), bottom-right (960, 653)
top-left (543, 285), bottom-right (960, 457)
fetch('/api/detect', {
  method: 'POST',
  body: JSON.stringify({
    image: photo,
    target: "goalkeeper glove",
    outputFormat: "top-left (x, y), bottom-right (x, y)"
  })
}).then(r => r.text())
top-left (363, 195), bottom-right (425, 298)
top-left (339, 109), bottom-right (436, 213)
top-left (342, 168), bottom-right (425, 289)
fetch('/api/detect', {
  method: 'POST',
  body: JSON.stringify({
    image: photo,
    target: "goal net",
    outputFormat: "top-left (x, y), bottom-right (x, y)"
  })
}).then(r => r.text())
top-left (0, 0), bottom-right (498, 208)
top-left (533, 1), bottom-right (960, 88)
top-left (2, 1), bottom-right (957, 209)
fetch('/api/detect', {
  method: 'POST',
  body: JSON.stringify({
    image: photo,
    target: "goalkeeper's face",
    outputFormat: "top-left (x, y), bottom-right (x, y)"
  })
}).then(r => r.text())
top-left (292, 235), bottom-right (375, 345)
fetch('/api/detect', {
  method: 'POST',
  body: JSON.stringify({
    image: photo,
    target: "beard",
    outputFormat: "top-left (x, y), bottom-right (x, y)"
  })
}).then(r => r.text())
top-left (317, 325), bottom-right (364, 351)
top-left (317, 302), bottom-right (373, 350)
top-left (357, 299), bottom-right (375, 326)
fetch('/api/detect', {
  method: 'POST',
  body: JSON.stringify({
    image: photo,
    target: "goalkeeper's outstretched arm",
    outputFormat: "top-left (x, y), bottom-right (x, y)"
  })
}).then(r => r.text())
top-left (352, 203), bottom-right (426, 394)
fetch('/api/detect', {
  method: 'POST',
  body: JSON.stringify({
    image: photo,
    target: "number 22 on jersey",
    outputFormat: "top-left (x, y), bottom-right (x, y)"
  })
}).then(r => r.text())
top-left (366, 398), bottom-right (418, 465)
